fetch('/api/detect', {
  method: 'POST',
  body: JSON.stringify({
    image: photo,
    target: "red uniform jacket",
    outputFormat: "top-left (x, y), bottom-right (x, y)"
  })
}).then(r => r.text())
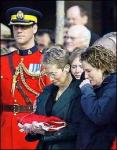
top-left (0, 48), bottom-right (51, 149)
top-left (111, 138), bottom-right (117, 150)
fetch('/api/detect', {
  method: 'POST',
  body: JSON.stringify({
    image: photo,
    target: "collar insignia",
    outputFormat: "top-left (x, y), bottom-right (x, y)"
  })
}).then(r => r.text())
top-left (28, 49), bottom-right (32, 55)
top-left (17, 45), bottom-right (38, 56)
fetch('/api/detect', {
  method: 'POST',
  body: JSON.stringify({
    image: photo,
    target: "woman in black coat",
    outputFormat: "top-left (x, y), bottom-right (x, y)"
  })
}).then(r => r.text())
top-left (23, 46), bottom-right (82, 150)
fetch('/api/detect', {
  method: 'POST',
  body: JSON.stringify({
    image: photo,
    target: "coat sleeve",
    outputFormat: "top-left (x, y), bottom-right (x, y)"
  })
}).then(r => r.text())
top-left (25, 133), bottom-right (42, 142)
top-left (42, 126), bottom-right (76, 142)
top-left (80, 81), bottom-right (116, 125)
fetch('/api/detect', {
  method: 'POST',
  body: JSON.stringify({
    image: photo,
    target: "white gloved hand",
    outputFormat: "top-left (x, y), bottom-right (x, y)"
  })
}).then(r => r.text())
top-left (23, 123), bottom-right (32, 133)
top-left (31, 121), bottom-right (45, 135)
top-left (18, 123), bottom-right (25, 132)
top-left (18, 123), bottom-right (32, 133)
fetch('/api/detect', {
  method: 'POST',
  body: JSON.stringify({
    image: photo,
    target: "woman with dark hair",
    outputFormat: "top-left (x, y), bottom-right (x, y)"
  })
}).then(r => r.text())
top-left (69, 48), bottom-right (85, 81)
top-left (78, 45), bottom-right (116, 149)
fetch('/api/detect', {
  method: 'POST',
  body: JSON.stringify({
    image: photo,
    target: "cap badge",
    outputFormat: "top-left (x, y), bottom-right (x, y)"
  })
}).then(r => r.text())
top-left (16, 10), bottom-right (24, 20)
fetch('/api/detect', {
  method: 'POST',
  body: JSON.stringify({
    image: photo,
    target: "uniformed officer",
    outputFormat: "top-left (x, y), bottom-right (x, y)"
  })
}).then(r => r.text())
top-left (1, 7), bottom-right (51, 149)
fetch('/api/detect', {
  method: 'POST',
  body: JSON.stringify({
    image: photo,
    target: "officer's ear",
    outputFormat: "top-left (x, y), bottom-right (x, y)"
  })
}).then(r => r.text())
top-left (33, 24), bottom-right (38, 34)
top-left (63, 64), bottom-right (70, 73)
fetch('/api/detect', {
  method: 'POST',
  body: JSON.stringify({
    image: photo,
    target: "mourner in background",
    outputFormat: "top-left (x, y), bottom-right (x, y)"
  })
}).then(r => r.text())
top-left (66, 5), bottom-right (99, 46)
top-left (64, 25), bottom-right (91, 54)
top-left (93, 32), bottom-right (116, 55)
top-left (69, 48), bottom-right (84, 80)
top-left (0, 23), bottom-right (16, 55)
top-left (35, 29), bottom-right (55, 51)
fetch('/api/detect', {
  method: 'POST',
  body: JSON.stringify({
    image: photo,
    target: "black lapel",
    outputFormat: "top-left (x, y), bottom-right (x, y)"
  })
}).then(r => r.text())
top-left (51, 80), bottom-right (79, 116)
top-left (35, 84), bottom-right (58, 115)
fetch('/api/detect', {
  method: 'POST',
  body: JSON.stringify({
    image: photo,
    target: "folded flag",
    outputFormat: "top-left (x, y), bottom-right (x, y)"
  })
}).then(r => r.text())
top-left (17, 113), bottom-right (66, 132)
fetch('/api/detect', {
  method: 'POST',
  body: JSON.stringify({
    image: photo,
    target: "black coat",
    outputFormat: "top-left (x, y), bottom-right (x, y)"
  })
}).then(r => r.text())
top-left (89, 31), bottom-right (100, 46)
top-left (26, 79), bottom-right (82, 150)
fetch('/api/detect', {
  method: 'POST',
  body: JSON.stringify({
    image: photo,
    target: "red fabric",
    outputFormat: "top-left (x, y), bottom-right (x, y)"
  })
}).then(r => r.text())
top-left (17, 113), bottom-right (66, 131)
top-left (111, 138), bottom-right (117, 150)
top-left (0, 50), bottom-right (51, 149)
top-left (18, 113), bottom-right (63, 124)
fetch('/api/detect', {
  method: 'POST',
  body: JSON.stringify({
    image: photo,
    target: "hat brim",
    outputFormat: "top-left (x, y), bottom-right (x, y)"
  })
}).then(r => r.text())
top-left (9, 21), bottom-right (35, 26)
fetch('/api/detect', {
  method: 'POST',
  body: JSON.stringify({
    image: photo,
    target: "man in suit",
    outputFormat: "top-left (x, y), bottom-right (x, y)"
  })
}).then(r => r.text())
top-left (66, 5), bottom-right (99, 46)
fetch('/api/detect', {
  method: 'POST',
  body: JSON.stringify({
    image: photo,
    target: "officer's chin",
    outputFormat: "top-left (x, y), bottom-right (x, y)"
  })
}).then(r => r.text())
top-left (16, 39), bottom-right (25, 44)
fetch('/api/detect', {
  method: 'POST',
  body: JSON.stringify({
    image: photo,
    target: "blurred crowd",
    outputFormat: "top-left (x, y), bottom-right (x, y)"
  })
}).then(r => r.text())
top-left (1, 5), bottom-right (116, 56)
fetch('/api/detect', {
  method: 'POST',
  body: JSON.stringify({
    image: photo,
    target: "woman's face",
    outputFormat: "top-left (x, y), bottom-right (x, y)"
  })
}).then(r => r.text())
top-left (82, 61), bottom-right (104, 86)
top-left (71, 57), bottom-right (83, 79)
top-left (45, 64), bottom-right (68, 87)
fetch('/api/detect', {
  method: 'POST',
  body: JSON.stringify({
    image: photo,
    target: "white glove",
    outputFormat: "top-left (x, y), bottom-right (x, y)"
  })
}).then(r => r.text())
top-left (31, 121), bottom-right (45, 135)
top-left (18, 123), bottom-right (32, 133)
top-left (18, 123), bottom-right (25, 132)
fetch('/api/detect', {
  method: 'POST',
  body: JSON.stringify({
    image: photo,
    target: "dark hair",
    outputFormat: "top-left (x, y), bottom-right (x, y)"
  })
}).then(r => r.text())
top-left (81, 45), bottom-right (116, 75)
top-left (69, 48), bottom-right (85, 65)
